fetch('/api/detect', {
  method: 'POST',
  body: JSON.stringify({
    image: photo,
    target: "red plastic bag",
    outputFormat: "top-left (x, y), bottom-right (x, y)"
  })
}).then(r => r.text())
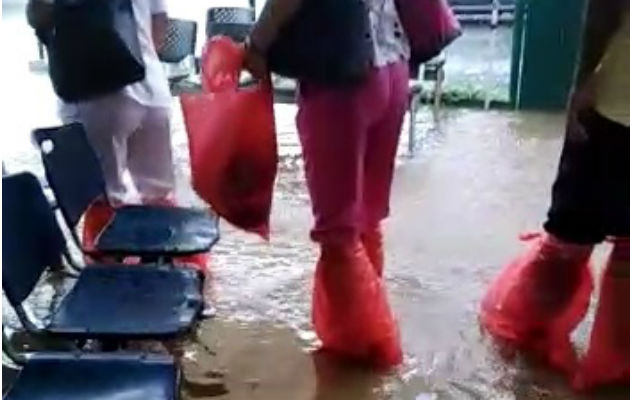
top-left (313, 242), bottom-right (402, 368)
top-left (573, 239), bottom-right (630, 390)
top-left (394, 0), bottom-right (461, 64)
top-left (180, 37), bottom-right (277, 239)
top-left (480, 234), bottom-right (593, 373)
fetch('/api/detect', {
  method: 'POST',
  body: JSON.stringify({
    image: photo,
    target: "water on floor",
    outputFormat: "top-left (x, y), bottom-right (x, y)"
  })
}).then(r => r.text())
top-left (2, 2), bottom-right (628, 399)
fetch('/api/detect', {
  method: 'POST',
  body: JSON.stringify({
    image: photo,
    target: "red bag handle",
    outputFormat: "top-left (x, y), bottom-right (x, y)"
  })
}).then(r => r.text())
top-left (202, 36), bottom-right (271, 93)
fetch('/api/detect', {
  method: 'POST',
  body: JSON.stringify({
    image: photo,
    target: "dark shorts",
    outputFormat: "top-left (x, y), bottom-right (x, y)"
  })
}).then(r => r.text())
top-left (544, 109), bottom-right (630, 244)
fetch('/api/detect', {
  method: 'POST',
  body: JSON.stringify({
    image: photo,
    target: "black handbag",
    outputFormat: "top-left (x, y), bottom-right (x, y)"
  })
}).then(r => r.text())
top-left (38, 0), bottom-right (145, 102)
top-left (267, 0), bottom-right (373, 86)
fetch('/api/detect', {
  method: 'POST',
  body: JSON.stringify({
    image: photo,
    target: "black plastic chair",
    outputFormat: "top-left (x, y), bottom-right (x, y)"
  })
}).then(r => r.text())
top-left (32, 123), bottom-right (220, 261)
top-left (4, 352), bottom-right (178, 400)
top-left (205, 7), bottom-right (254, 42)
top-left (2, 172), bottom-right (203, 340)
top-left (158, 18), bottom-right (197, 64)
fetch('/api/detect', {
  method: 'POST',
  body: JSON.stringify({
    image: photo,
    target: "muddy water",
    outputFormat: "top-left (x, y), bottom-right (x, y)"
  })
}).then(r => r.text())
top-left (178, 109), bottom-right (626, 400)
top-left (3, 4), bottom-right (629, 399)
top-left (5, 102), bottom-right (628, 399)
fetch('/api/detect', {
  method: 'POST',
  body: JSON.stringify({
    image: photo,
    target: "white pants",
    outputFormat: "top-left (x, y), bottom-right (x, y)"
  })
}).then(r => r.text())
top-left (73, 93), bottom-right (175, 203)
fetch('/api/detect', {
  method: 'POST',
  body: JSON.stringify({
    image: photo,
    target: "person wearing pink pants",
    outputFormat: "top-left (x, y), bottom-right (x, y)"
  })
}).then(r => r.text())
top-left (297, 61), bottom-right (409, 366)
top-left (245, 0), bottom-right (410, 366)
top-left (297, 61), bottom-right (409, 273)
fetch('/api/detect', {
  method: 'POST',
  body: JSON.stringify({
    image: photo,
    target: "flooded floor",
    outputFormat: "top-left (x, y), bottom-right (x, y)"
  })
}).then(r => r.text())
top-left (177, 110), bottom-right (627, 400)
top-left (2, 3), bottom-right (629, 399)
top-left (5, 107), bottom-right (628, 400)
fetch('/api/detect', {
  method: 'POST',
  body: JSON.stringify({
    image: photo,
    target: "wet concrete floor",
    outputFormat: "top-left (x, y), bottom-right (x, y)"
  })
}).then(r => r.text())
top-left (2, 3), bottom-right (629, 399)
top-left (6, 107), bottom-right (628, 400)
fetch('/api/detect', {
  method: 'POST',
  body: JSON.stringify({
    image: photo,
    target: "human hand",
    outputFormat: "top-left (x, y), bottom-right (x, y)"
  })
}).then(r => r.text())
top-left (243, 37), bottom-right (269, 81)
top-left (566, 77), bottom-right (595, 143)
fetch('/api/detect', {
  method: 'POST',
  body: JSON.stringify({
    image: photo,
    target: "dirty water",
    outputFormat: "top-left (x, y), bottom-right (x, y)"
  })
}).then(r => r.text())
top-left (3, 3), bottom-right (629, 400)
top-left (5, 107), bottom-right (628, 400)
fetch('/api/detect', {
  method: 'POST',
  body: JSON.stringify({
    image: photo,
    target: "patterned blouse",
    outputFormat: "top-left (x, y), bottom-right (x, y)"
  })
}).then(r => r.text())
top-left (364, 0), bottom-right (410, 67)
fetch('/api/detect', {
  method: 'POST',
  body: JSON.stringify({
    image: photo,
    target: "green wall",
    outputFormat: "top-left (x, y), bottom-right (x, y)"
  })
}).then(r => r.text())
top-left (510, 0), bottom-right (586, 109)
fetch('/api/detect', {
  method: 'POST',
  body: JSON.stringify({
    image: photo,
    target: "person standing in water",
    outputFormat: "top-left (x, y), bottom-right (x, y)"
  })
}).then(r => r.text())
top-left (480, 0), bottom-right (630, 389)
top-left (243, 0), bottom-right (410, 366)
top-left (27, 0), bottom-right (174, 235)
top-left (27, 0), bottom-right (210, 271)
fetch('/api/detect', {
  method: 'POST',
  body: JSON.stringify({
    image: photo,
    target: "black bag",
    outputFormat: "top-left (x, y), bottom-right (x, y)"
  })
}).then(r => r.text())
top-left (39, 0), bottom-right (145, 102)
top-left (267, 0), bottom-right (373, 86)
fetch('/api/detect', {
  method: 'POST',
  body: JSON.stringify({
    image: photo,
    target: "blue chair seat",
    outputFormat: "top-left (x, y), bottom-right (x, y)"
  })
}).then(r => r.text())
top-left (4, 352), bottom-right (177, 400)
top-left (96, 205), bottom-right (219, 257)
top-left (47, 265), bottom-right (203, 339)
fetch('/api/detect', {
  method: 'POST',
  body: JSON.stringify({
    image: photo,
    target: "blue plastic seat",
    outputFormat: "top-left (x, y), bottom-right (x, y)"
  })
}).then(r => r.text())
top-left (32, 123), bottom-right (219, 259)
top-left (97, 205), bottom-right (216, 257)
top-left (4, 352), bottom-right (177, 400)
top-left (2, 172), bottom-right (203, 340)
top-left (48, 264), bottom-right (202, 339)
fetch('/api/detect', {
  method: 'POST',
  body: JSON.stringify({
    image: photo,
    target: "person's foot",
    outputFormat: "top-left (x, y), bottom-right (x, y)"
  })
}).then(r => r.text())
top-left (480, 234), bottom-right (594, 373)
top-left (312, 241), bottom-right (402, 368)
top-left (573, 239), bottom-right (630, 390)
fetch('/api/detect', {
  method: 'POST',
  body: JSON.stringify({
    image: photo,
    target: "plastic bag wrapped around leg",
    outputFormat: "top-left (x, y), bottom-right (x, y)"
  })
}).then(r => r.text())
top-left (312, 241), bottom-right (402, 368)
top-left (175, 252), bottom-right (211, 274)
top-left (573, 238), bottom-right (630, 390)
top-left (82, 200), bottom-right (115, 261)
top-left (181, 37), bottom-right (277, 239)
top-left (480, 234), bottom-right (593, 373)
top-left (361, 225), bottom-right (384, 278)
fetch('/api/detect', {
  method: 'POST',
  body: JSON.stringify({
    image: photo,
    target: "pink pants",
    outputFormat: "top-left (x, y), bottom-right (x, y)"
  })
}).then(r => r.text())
top-left (297, 61), bottom-right (409, 244)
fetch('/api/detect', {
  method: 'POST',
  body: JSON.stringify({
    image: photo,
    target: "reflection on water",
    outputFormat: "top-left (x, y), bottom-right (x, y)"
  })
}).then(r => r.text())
top-left (3, 4), bottom-right (629, 400)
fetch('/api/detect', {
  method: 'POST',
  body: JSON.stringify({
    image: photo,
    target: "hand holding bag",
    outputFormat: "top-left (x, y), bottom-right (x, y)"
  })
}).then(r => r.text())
top-left (181, 37), bottom-right (278, 239)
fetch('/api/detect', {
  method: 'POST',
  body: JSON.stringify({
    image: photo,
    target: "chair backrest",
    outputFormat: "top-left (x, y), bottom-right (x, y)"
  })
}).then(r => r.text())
top-left (205, 7), bottom-right (254, 42)
top-left (32, 123), bottom-right (107, 230)
top-left (2, 173), bottom-right (67, 308)
top-left (158, 18), bottom-right (197, 64)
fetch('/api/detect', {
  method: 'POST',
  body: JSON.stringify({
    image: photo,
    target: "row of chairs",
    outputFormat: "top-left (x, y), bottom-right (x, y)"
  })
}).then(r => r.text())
top-left (3, 172), bottom-right (197, 399)
top-left (3, 124), bottom-right (221, 399)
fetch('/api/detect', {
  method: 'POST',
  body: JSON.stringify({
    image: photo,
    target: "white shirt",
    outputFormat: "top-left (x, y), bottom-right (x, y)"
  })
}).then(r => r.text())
top-left (123, 0), bottom-right (172, 109)
top-left (365, 0), bottom-right (410, 67)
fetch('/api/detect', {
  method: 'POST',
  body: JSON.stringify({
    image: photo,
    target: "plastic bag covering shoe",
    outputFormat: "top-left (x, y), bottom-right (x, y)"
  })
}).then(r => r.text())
top-left (573, 238), bottom-right (630, 390)
top-left (362, 226), bottom-right (384, 278)
top-left (176, 252), bottom-right (210, 274)
top-left (480, 233), bottom-right (594, 373)
top-left (312, 241), bottom-right (402, 368)
top-left (181, 37), bottom-right (277, 239)
top-left (82, 200), bottom-right (115, 253)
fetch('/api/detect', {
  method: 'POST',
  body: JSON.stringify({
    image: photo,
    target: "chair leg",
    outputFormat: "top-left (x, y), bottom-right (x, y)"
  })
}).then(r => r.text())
top-left (408, 94), bottom-right (419, 156)
top-left (433, 67), bottom-right (444, 114)
top-left (62, 248), bottom-right (83, 273)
